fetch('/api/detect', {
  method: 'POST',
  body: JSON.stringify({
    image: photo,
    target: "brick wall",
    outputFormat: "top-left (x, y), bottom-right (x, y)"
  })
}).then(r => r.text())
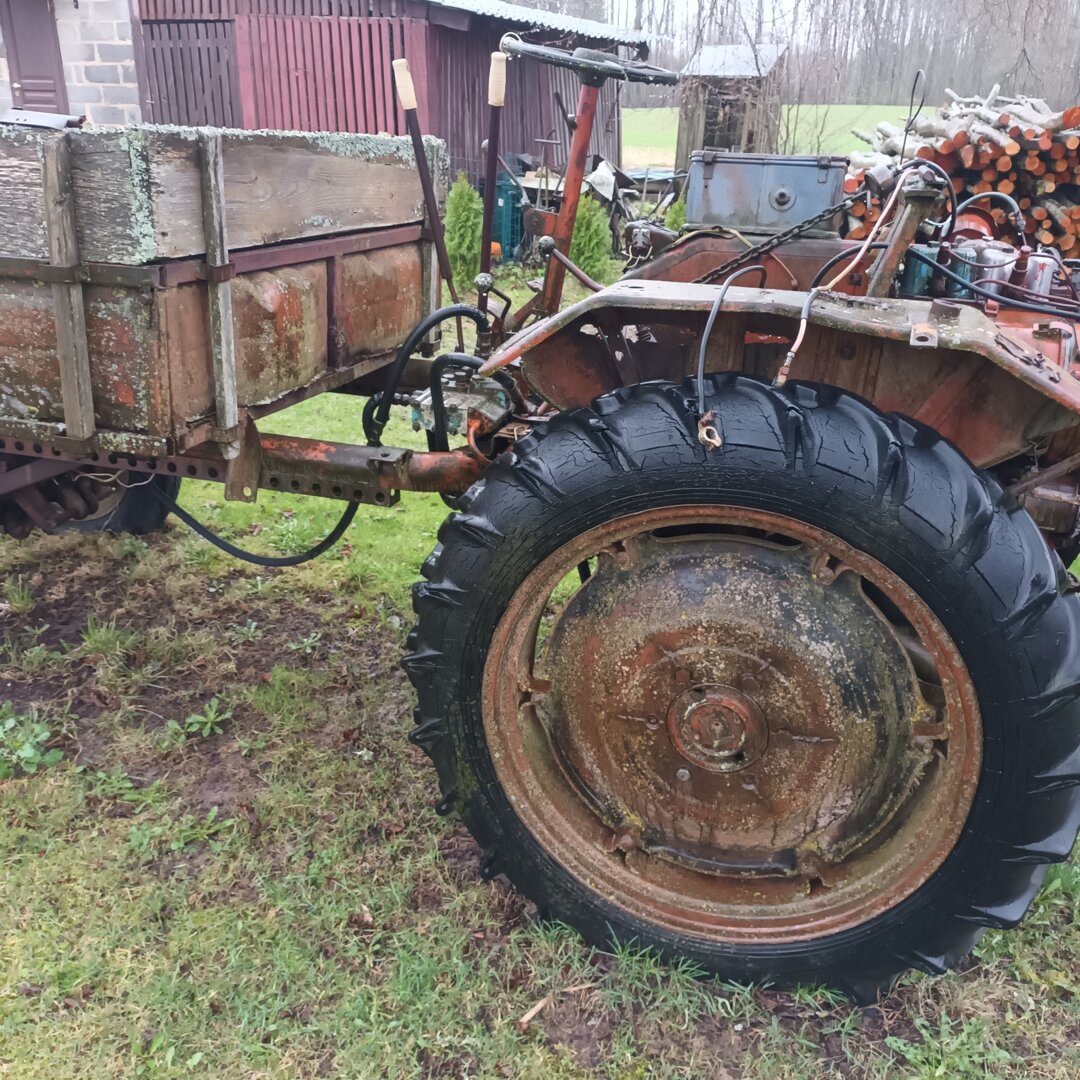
top-left (56, 2), bottom-right (142, 125)
top-left (0, 3), bottom-right (142, 126)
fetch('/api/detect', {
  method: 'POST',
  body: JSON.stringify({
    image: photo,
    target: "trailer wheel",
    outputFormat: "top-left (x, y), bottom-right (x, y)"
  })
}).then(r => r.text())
top-left (57, 473), bottom-right (181, 536)
top-left (406, 376), bottom-right (1080, 998)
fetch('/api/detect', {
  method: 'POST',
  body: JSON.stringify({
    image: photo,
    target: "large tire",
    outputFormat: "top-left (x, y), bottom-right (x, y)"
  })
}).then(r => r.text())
top-left (58, 474), bottom-right (180, 536)
top-left (406, 376), bottom-right (1080, 998)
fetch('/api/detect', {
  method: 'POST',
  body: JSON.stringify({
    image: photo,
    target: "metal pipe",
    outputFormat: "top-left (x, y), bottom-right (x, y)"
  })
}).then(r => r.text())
top-left (1009, 449), bottom-right (1080, 497)
top-left (539, 81), bottom-right (602, 317)
top-left (259, 434), bottom-right (485, 496)
top-left (548, 244), bottom-right (603, 292)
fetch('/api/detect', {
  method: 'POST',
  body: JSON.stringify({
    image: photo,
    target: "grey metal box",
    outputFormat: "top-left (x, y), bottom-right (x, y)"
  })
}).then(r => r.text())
top-left (684, 151), bottom-right (848, 236)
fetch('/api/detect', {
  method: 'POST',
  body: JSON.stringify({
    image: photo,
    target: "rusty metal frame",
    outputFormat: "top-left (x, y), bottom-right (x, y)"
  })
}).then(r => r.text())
top-left (480, 279), bottom-right (1080, 415)
top-left (0, 431), bottom-right (485, 504)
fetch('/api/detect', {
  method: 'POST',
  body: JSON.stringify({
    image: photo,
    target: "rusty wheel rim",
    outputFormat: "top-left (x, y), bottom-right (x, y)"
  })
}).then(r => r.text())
top-left (481, 507), bottom-right (981, 942)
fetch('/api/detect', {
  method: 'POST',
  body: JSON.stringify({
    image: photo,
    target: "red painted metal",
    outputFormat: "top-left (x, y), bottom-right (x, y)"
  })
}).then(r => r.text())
top-left (540, 81), bottom-right (600, 316)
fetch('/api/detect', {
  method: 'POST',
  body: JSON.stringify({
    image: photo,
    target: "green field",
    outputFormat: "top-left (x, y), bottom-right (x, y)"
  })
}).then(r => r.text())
top-left (621, 103), bottom-right (906, 166)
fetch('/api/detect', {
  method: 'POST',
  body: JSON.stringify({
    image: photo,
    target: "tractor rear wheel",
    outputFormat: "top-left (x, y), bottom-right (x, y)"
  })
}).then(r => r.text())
top-left (406, 376), bottom-right (1080, 997)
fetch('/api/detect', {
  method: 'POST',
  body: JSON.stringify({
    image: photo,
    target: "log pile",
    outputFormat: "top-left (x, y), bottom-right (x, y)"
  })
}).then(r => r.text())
top-left (848, 87), bottom-right (1080, 250)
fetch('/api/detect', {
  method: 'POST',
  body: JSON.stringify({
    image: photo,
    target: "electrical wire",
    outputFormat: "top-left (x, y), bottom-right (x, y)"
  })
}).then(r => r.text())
top-left (146, 483), bottom-right (360, 567)
top-left (899, 69), bottom-right (927, 166)
top-left (695, 265), bottom-right (767, 417)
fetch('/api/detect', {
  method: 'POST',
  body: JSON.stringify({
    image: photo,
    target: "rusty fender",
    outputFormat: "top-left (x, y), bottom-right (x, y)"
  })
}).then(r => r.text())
top-left (258, 435), bottom-right (486, 496)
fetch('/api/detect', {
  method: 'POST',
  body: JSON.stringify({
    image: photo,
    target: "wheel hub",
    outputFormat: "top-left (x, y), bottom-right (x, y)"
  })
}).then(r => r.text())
top-left (667, 684), bottom-right (766, 772)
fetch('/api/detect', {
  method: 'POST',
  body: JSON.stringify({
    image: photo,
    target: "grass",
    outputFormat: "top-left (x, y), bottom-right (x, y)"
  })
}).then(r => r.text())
top-left (621, 103), bottom-right (906, 167)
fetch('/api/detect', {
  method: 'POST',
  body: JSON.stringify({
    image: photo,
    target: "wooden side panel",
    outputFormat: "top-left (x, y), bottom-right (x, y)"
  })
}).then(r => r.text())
top-left (0, 126), bottom-right (432, 263)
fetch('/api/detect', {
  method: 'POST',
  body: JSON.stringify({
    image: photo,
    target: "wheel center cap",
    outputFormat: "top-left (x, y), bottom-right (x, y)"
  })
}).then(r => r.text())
top-left (667, 684), bottom-right (767, 772)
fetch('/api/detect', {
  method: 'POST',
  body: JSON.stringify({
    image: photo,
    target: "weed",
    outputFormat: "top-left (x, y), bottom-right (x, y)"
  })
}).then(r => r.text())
top-left (81, 614), bottom-right (136, 660)
top-left (0, 702), bottom-right (63, 778)
top-left (119, 536), bottom-right (149, 561)
top-left (886, 1015), bottom-right (1013, 1078)
top-left (183, 697), bottom-right (232, 738)
top-left (286, 630), bottom-right (322, 655)
top-left (227, 618), bottom-right (263, 644)
top-left (85, 767), bottom-right (170, 812)
top-left (3, 572), bottom-right (35, 614)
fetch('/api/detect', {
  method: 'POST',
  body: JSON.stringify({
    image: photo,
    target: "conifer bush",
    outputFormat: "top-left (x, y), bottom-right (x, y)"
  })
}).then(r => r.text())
top-left (569, 195), bottom-right (613, 282)
top-left (445, 172), bottom-right (483, 290)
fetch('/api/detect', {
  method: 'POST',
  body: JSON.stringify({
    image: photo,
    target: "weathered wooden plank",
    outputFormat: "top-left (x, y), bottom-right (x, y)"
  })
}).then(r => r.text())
top-left (197, 131), bottom-right (240, 446)
top-left (0, 125), bottom-right (440, 264)
top-left (42, 136), bottom-right (96, 442)
top-left (0, 128), bottom-right (50, 260)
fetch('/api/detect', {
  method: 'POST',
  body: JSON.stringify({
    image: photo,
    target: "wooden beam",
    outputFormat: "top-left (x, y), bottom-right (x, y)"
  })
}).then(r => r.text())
top-left (42, 135), bottom-right (95, 442)
top-left (197, 131), bottom-right (240, 454)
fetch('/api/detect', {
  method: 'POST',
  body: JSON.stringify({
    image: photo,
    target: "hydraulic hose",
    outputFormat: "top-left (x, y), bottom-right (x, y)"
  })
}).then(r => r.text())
top-left (368, 305), bottom-right (490, 446)
top-left (147, 483), bottom-right (359, 567)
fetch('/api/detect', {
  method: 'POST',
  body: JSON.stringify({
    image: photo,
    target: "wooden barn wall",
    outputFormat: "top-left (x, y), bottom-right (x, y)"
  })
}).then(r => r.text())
top-left (133, 2), bottom-right (624, 178)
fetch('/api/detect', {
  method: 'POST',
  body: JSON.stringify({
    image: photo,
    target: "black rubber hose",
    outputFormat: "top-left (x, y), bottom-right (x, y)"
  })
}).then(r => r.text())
top-left (809, 243), bottom-right (889, 290)
top-left (906, 248), bottom-right (1080, 319)
top-left (368, 305), bottom-right (490, 446)
top-left (147, 482), bottom-right (359, 567)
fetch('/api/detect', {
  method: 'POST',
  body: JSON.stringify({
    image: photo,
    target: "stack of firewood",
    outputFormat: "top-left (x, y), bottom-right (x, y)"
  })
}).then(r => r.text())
top-left (847, 87), bottom-right (1080, 250)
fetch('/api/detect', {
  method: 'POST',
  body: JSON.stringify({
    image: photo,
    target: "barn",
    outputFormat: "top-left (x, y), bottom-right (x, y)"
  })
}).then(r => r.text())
top-left (0, 0), bottom-right (649, 177)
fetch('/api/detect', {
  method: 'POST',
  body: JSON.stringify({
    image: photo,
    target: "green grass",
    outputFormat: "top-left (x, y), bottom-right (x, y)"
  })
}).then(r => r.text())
top-left (621, 103), bottom-right (904, 167)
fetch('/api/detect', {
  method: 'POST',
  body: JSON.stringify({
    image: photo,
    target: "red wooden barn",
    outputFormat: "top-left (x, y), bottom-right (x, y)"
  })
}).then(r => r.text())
top-left (0, 0), bottom-right (649, 178)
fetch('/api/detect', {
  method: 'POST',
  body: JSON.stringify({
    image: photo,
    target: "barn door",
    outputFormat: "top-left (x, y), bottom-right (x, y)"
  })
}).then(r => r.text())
top-left (0, 0), bottom-right (69, 113)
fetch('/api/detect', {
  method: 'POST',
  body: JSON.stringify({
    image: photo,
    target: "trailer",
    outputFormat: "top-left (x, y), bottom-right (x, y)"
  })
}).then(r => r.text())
top-left (0, 122), bottom-right (447, 533)
top-left (2, 43), bottom-right (1080, 1002)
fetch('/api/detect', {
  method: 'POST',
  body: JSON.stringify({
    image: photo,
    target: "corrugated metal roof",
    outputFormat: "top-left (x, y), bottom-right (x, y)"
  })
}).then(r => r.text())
top-left (681, 43), bottom-right (787, 79)
top-left (425, 0), bottom-right (649, 47)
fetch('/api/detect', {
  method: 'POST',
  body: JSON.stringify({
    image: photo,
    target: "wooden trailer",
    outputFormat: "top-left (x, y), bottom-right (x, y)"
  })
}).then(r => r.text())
top-left (0, 123), bottom-right (444, 472)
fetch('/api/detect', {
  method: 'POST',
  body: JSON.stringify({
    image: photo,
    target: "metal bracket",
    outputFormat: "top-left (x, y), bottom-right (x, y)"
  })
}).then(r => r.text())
top-left (223, 414), bottom-right (261, 503)
top-left (522, 207), bottom-right (558, 237)
top-left (198, 261), bottom-right (236, 284)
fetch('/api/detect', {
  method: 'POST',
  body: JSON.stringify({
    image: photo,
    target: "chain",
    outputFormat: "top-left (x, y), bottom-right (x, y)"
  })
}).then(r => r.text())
top-left (695, 191), bottom-right (866, 284)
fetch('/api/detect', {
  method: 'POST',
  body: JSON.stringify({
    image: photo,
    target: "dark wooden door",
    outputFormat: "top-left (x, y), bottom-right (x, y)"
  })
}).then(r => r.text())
top-left (0, 0), bottom-right (69, 112)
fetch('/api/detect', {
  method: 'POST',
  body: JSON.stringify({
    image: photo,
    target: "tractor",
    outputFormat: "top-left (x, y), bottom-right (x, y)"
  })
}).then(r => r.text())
top-left (2, 39), bottom-right (1079, 1000)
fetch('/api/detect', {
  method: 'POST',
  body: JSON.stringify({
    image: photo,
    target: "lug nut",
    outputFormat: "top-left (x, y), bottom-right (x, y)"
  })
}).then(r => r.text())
top-left (676, 767), bottom-right (691, 782)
